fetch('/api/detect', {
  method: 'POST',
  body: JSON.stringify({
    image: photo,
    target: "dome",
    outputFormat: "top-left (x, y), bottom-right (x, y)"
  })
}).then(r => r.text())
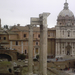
top-left (58, 9), bottom-right (74, 17)
top-left (58, 2), bottom-right (74, 17)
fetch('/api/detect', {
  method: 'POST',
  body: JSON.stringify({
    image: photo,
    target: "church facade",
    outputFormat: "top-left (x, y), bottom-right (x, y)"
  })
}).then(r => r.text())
top-left (55, 1), bottom-right (75, 58)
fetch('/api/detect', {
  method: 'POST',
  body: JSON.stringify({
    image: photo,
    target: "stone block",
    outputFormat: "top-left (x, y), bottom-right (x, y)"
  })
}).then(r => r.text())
top-left (31, 18), bottom-right (42, 25)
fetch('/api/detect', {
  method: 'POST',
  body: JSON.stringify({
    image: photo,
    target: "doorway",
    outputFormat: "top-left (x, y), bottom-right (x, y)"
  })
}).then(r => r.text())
top-left (66, 45), bottom-right (72, 55)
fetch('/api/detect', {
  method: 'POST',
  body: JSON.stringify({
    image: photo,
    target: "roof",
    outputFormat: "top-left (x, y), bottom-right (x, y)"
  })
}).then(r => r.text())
top-left (58, 9), bottom-right (74, 17)
top-left (0, 31), bottom-right (17, 35)
top-left (58, 2), bottom-right (74, 17)
top-left (10, 25), bottom-right (56, 32)
top-left (48, 27), bottom-right (56, 30)
top-left (10, 25), bottom-right (40, 32)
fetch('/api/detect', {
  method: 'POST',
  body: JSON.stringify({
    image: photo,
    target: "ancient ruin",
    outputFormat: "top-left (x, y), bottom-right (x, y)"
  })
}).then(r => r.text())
top-left (28, 12), bottom-right (50, 75)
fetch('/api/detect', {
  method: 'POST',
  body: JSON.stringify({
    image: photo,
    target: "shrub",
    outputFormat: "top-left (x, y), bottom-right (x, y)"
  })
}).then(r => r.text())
top-left (17, 52), bottom-right (26, 60)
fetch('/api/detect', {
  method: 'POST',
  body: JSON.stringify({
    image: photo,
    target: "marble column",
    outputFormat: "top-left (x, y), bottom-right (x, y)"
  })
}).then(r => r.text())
top-left (28, 25), bottom-right (33, 75)
top-left (39, 13), bottom-right (50, 75)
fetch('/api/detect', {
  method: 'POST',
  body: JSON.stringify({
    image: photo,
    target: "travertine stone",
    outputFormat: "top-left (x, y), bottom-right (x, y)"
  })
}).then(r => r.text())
top-left (29, 12), bottom-right (50, 75)
top-left (39, 13), bottom-right (50, 75)
top-left (28, 25), bottom-right (33, 75)
top-left (31, 18), bottom-right (41, 25)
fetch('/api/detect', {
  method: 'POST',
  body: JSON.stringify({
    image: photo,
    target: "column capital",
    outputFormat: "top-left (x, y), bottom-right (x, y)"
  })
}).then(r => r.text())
top-left (39, 12), bottom-right (50, 18)
top-left (28, 25), bottom-right (34, 29)
top-left (28, 25), bottom-right (34, 32)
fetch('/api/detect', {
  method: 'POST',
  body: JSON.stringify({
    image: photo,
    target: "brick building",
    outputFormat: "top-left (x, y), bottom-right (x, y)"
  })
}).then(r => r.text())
top-left (0, 22), bottom-right (56, 58)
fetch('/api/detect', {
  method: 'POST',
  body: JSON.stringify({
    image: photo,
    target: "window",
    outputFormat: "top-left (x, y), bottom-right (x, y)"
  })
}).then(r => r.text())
top-left (0, 37), bottom-right (1, 40)
top-left (33, 34), bottom-right (34, 38)
top-left (60, 23), bottom-right (61, 25)
top-left (63, 43), bottom-right (64, 48)
top-left (38, 34), bottom-right (40, 38)
top-left (36, 42), bottom-right (38, 45)
top-left (4, 37), bottom-right (6, 40)
top-left (48, 35), bottom-right (50, 37)
top-left (24, 34), bottom-right (26, 37)
top-left (25, 50), bottom-right (27, 54)
top-left (16, 41), bottom-right (18, 45)
top-left (68, 35), bottom-right (70, 37)
top-left (36, 48), bottom-right (38, 54)
top-left (68, 31), bottom-right (70, 37)
top-left (63, 31), bottom-right (64, 35)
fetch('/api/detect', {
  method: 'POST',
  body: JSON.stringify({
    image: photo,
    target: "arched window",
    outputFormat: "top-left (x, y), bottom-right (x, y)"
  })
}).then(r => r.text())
top-left (68, 31), bottom-right (70, 37)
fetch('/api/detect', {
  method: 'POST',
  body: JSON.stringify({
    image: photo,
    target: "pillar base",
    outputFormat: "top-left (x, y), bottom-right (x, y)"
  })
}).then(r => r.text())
top-left (28, 72), bottom-right (33, 75)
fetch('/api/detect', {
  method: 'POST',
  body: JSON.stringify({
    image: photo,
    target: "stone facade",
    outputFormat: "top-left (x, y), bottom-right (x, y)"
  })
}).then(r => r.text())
top-left (0, 24), bottom-right (55, 58)
top-left (55, 1), bottom-right (75, 58)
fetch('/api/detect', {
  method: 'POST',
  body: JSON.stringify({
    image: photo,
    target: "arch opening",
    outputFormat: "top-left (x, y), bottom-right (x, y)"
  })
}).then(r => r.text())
top-left (0, 54), bottom-right (12, 61)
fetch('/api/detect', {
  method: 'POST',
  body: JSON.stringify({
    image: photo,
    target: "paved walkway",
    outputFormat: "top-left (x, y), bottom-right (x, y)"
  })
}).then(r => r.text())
top-left (47, 58), bottom-right (75, 62)
top-left (64, 68), bottom-right (75, 75)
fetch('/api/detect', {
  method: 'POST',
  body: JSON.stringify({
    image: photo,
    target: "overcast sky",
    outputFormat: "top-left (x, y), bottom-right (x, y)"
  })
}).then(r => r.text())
top-left (0, 0), bottom-right (75, 28)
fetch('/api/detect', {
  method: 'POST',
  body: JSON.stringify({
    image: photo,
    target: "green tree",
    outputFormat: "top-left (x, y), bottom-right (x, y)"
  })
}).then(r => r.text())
top-left (17, 52), bottom-right (26, 60)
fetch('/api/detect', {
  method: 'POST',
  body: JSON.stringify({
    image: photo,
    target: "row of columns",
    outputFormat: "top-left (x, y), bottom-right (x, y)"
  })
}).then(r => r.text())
top-left (56, 42), bottom-right (74, 57)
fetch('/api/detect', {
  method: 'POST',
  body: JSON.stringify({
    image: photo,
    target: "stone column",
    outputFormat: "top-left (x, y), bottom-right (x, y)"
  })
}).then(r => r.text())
top-left (59, 43), bottom-right (60, 55)
top-left (39, 25), bottom-right (43, 75)
top-left (58, 42), bottom-right (59, 55)
top-left (56, 42), bottom-right (58, 57)
top-left (64, 43), bottom-right (65, 55)
top-left (21, 41), bottom-right (23, 53)
top-left (39, 13), bottom-right (50, 75)
top-left (10, 41), bottom-right (12, 49)
top-left (28, 25), bottom-right (33, 75)
top-left (72, 43), bottom-right (73, 55)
